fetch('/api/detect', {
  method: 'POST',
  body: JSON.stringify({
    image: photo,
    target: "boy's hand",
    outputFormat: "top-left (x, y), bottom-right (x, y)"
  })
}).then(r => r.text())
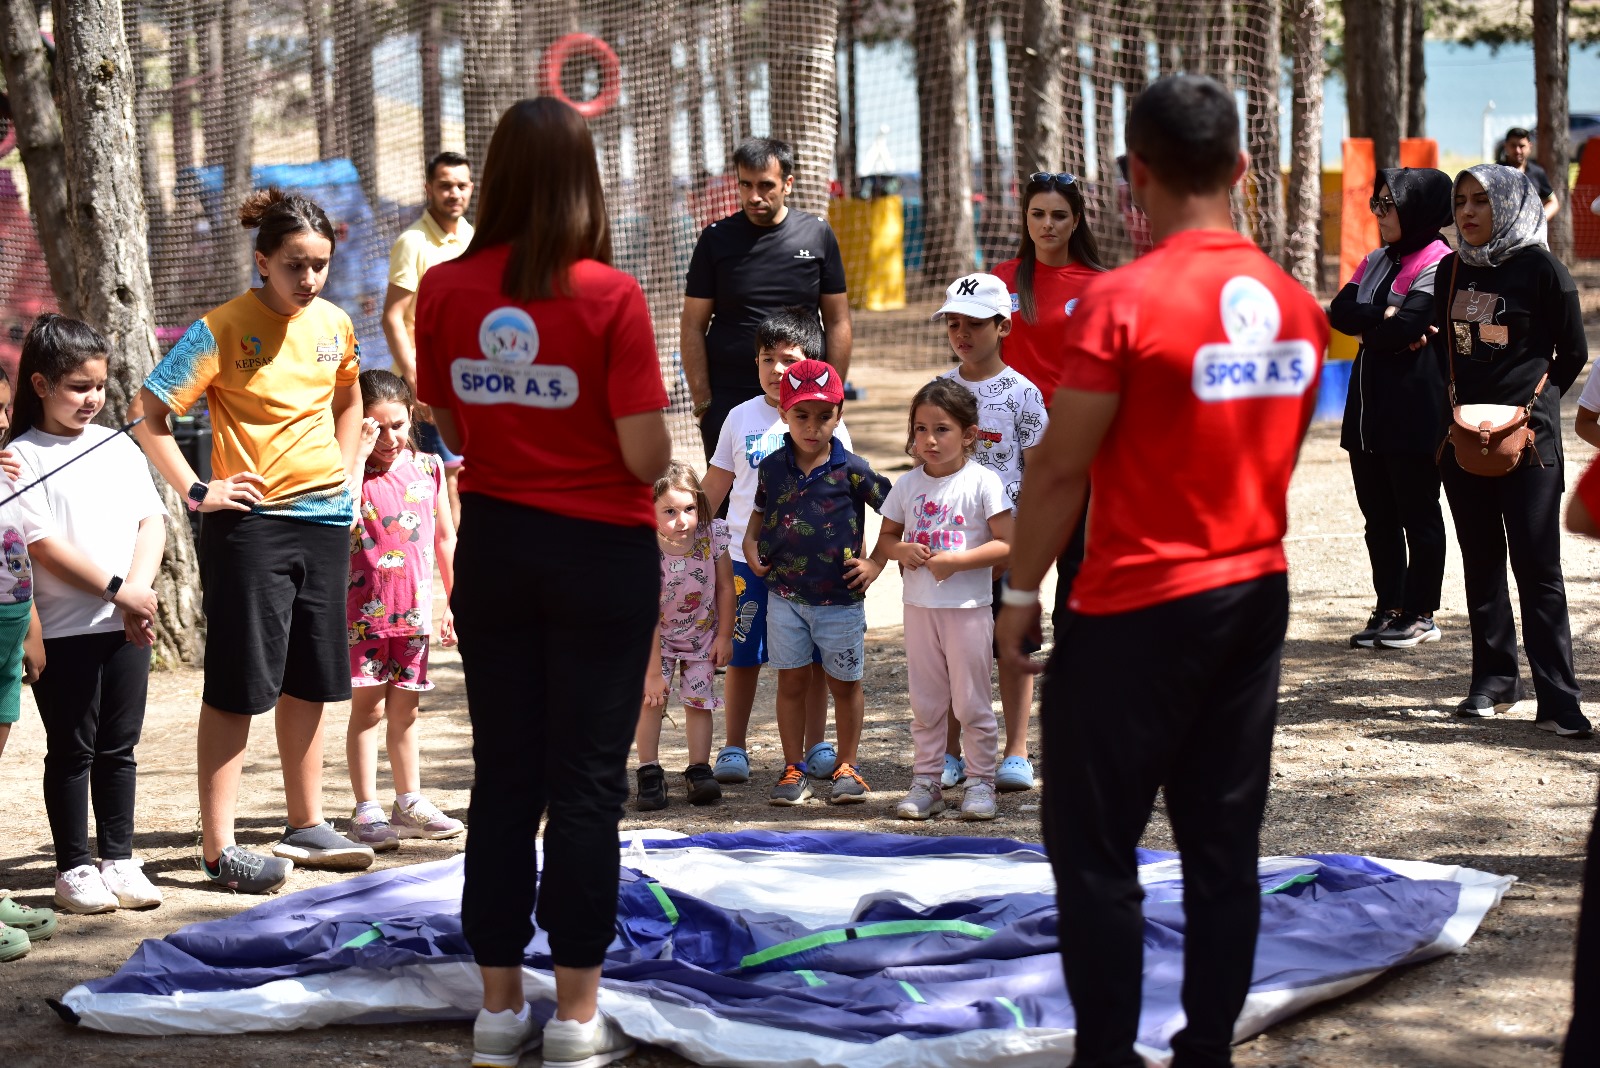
top-left (746, 553), bottom-right (773, 578)
top-left (643, 668), bottom-right (669, 708)
top-left (711, 632), bottom-right (734, 668)
top-left (439, 608), bottom-right (457, 647)
top-left (927, 552), bottom-right (960, 582)
top-left (844, 555), bottom-right (882, 591)
top-left (895, 542), bottom-right (932, 571)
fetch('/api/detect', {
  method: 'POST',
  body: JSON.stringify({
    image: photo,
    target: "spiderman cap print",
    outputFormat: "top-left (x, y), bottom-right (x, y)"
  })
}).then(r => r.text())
top-left (779, 358), bottom-right (845, 411)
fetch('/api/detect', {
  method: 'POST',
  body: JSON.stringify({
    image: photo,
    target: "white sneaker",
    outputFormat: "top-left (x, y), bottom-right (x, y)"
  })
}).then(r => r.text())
top-left (54, 864), bottom-right (118, 914)
top-left (99, 858), bottom-right (162, 909)
top-left (542, 1012), bottom-right (634, 1068)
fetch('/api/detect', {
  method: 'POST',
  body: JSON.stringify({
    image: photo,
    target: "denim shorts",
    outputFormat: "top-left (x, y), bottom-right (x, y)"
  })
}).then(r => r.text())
top-left (765, 596), bottom-right (866, 682)
top-left (730, 559), bottom-right (823, 669)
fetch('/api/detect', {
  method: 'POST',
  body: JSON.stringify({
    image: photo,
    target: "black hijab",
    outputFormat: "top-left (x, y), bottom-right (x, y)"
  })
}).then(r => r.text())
top-left (1376, 167), bottom-right (1454, 259)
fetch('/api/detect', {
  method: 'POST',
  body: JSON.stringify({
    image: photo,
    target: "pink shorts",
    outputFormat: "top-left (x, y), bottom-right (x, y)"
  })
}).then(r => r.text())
top-left (350, 633), bottom-right (432, 691)
top-left (660, 656), bottom-right (720, 711)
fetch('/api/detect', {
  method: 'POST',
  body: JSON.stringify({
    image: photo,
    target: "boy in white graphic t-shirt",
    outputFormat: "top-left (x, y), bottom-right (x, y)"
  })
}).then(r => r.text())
top-left (934, 273), bottom-right (1049, 793)
top-left (700, 307), bottom-right (852, 786)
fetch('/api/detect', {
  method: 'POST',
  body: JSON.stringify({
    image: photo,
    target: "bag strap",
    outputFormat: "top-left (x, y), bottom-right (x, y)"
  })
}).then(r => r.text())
top-left (1445, 255), bottom-right (1459, 408)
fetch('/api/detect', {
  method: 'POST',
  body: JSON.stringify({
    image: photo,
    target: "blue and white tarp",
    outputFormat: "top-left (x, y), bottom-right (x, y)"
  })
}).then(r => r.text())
top-left (60, 830), bottom-right (1511, 1067)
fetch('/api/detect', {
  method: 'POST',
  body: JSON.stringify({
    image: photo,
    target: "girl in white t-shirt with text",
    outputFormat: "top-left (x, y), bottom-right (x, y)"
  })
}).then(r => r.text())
top-left (875, 378), bottom-right (1012, 822)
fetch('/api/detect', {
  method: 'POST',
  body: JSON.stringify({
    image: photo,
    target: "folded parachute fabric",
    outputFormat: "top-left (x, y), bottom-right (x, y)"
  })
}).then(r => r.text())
top-left (58, 829), bottom-right (1513, 1068)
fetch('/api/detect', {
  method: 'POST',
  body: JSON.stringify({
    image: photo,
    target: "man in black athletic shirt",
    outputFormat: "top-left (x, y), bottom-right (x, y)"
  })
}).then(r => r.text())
top-left (681, 138), bottom-right (853, 458)
top-left (1500, 127), bottom-right (1561, 222)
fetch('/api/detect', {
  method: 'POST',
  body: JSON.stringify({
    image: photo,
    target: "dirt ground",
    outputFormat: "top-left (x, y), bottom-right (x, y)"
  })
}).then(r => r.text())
top-left (4, 351), bottom-right (1600, 1068)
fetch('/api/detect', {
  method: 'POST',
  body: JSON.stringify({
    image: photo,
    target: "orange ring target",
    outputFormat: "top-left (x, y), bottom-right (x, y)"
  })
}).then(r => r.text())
top-left (541, 33), bottom-right (621, 120)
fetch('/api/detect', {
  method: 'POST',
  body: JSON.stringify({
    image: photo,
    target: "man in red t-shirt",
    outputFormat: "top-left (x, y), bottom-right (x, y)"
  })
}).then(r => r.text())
top-left (996, 75), bottom-right (1327, 1068)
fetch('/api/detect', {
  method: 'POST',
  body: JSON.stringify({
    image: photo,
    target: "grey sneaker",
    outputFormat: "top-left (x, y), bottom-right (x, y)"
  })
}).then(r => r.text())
top-left (895, 776), bottom-right (944, 820)
top-left (961, 780), bottom-right (998, 821)
top-left (768, 764), bottom-right (813, 806)
top-left (391, 796), bottom-right (465, 840)
top-left (471, 1005), bottom-right (539, 1068)
top-left (542, 1012), bottom-right (634, 1068)
top-left (1375, 613), bottom-right (1441, 649)
top-left (205, 845), bottom-right (293, 894)
top-left (272, 821), bottom-right (376, 870)
top-left (828, 762), bottom-right (871, 804)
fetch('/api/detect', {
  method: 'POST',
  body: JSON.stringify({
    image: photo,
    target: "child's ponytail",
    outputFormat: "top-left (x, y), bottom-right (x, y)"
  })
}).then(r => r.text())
top-left (240, 188), bottom-right (338, 258)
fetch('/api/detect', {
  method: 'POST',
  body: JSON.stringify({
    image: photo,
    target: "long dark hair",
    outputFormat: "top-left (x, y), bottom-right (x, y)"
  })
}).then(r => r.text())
top-left (465, 97), bottom-right (611, 301)
top-left (239, 188), bottom-right (337, 257)
top-left (6, 314), bottom-right (109, 445)
top-left (1015, 175), bottom-right (1105, 323)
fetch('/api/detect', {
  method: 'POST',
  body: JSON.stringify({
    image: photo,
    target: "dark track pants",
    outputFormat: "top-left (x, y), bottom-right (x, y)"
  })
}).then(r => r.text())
top-left (1347, 449), bottom-right (1446, 616)
top-left (1041, 574), bottom-right (1287, 1068)
top-left (1565, 779), bottom-right (1600, 1066)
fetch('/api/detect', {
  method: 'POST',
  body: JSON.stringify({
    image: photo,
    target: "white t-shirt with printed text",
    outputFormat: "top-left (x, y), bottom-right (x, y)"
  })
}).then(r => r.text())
top-left (938, 364), bottom-right (1049, 509)
top-left (879, 461), bottom-right (1010, 609)
top-left (710, 395), bottom-right (853, 563)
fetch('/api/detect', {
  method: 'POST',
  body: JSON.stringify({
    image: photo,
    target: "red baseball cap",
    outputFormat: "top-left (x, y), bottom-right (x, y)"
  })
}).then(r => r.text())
top-left (779, 359), bottom-right (844, 411)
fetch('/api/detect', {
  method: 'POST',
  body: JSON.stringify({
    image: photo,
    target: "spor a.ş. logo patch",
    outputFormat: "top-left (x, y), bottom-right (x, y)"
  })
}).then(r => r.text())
top-left (1190, 276), bottom-right (1317, 402)
top-left (452, 307), bottom-right (579, 409)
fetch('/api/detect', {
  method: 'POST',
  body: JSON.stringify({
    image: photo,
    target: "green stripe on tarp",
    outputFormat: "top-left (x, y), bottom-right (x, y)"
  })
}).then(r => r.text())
top-left (1263, 873), bottom-right (1318, 895)
top-left (647, 883), bottom-right (680, 925)
top-left (340, 923), bottom-right (383, 949)
top-left (738, 919), bottom-right (994, 969)
top-left (995, 996), bottom-right (1024, 1027)
top-left (795, 969), bottom-right (826, 987)
top-left (898, 980), bottom-right (926, 1003)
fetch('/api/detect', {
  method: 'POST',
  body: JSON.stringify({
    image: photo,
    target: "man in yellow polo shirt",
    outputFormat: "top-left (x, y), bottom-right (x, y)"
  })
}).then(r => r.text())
top-left (382, 151), bottom-right (473, 524)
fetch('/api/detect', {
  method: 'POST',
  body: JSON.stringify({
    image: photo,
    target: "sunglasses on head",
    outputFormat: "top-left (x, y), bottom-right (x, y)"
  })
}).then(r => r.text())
top-left (1030, 171), bottom-right (1077, 187)
top-left (1369, 195), bottom-right (1397, 217)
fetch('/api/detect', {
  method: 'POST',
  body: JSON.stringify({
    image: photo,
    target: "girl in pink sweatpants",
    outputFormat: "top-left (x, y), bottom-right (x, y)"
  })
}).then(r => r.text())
top-left (874, 378), bottom-right (1013, 821)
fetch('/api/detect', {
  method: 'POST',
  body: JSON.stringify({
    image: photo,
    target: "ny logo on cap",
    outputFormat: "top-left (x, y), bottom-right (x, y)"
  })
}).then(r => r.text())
top-left (956, 277), bottom-right (980, 296)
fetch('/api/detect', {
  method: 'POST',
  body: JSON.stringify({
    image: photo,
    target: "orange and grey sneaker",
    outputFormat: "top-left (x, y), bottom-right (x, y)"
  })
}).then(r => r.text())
top-left (829, 762), bottom-right (871, 804)
top-left (768, 764), bottom-right (813, 806)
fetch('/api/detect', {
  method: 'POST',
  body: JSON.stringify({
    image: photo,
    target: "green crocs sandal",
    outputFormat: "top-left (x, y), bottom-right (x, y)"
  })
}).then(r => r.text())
top-left (0, 923), bottom-right (30, 962)
top-left (0, 894), bottom-right (57, 940)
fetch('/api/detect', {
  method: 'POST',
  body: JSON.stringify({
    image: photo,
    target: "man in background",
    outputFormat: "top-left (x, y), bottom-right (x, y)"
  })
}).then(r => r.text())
top-left (1501, 127), bottom-right (1561, 222)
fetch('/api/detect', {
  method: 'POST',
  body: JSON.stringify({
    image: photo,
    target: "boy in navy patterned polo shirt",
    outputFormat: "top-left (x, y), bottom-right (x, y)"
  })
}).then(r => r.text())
top-left (744, 359), bottom-right (892, 806)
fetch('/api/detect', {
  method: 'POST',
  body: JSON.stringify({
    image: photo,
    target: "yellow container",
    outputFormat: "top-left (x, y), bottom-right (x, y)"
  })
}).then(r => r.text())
top-left (830, 196), bottom-right (906, 311)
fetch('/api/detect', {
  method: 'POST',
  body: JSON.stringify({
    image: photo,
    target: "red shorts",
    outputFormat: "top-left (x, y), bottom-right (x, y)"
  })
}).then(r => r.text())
top-left (350, 633), bottom-right (432, 691)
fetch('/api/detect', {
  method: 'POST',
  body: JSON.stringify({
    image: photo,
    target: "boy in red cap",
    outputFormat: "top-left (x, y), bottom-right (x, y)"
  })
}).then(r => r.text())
top-left (742, 359), bottom-right (892, 805)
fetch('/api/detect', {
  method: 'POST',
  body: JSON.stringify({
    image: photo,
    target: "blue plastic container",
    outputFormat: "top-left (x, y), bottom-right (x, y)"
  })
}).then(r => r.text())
top-left (1314, 359), bottom-right (1352, 423)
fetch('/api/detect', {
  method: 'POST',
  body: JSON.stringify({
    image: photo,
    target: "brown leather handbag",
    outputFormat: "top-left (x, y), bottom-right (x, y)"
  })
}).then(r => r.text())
top-left (1442, 258), bottom-right (1547, 477)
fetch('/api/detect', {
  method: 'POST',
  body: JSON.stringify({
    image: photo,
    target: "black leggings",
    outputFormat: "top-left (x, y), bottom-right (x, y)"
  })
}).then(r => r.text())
top-left (32, 631), bottom-right (150, 871)
top-left (454, 494), bottom-right (658, 968)
top-left (1347, 449), bottom-right (1446, 616)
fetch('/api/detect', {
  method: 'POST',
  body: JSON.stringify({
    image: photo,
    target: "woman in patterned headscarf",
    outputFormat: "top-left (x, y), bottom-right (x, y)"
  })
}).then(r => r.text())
top-left (1433, 163), bottom-right (1589, 737)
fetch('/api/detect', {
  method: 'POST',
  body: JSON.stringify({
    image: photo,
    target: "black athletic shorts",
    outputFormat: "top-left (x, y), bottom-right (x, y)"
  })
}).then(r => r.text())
top-left (199, 511), bottom-right (353, 715)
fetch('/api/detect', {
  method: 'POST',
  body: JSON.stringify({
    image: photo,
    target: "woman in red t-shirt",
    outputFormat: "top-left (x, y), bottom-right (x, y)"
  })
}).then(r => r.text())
top-left (988, 171), bottom-right (1107, 395)
top-left (414, 98), bottom-right (670, 1067)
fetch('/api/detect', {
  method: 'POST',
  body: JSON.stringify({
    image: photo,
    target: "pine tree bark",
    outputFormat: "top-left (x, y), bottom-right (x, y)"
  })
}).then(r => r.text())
top-left (209, 0), bottom-right (252, 299)
top-left (1016, 0), bottom-right (1064, 175)
top-left (767, 0), bottom-right (840, 217)
top-left (1534, 0), bottom-right (1572, 262)
top-left (1405, 0), bottom-right (1426, 138)
top-left (0, 0), bottom-right (79, 314)
top-left (167, 0), bottom-right (196, 174)
top-left (971, 0), bottom-right (1007, 266)
top-left (331, 0), bottom-right (378, 208)
top-left (419, 0), bottom-right (443, 162)
top-left (1363, 0), bottom-right (1400, 169)
top-left (1244, 0), bottom-right (1283, 259)
top-left (461, 0), bottom-right (521, 178)
top-left (623, 0), bottom-right (678, 331)
top-left (51, 0), bottom-right (203, 667)
top-left (914, 0), bottom-right (976, 286)
top-left (1286, 0), bottom-right (1325, 289)
top-left (304, 0), bottom-right (334, 159)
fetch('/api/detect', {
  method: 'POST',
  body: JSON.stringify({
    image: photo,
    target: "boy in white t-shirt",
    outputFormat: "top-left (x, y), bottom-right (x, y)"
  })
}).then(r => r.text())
top-left (700, 308), bottom-right (852, 785)
top-left (934, 272), bottom-right (1049, 792)
top-left (1575, 363), bottom-right (1600, 448)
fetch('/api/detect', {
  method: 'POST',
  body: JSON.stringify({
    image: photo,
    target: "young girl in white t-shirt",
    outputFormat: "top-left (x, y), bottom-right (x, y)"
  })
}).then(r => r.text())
top-left (6, 315), bottom-right (167, 915)
top-left (874, 378), bottom-right (1012, 822)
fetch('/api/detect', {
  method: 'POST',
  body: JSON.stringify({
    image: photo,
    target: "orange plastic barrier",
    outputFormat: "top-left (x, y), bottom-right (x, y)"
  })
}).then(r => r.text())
top-left (1574, 138), bottom-right (1600, 259)
top-left (1339, 138), bottom-right (1440, 286)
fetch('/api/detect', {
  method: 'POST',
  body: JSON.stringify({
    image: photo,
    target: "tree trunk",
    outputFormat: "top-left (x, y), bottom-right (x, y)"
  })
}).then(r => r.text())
top-left (972, 0), bottom-right (1006, 267)
top-left (1116, 3), bottom-right (1146, 104)
top-left (166, 0), bottom-right (195, 175)
top-left (331, 0), bottom-right (378, 207)
top-left (0, 0), bottom-right (78, 313)
top-left (838, 0), bottom-right (856, 195)
top-left (217, 0), bottom-right (253, 296)
top-left (1359, 0), bottom-right (1399, 169)
top-left (1286, 0), bottom-right (1325, 289)
top-left (623, 1), bottom-right (679, 331)
top-left (1244, 0), bottom-right (1282, 259)
top-left (1391, 0), bottom-right (1411, 141)
top-left (914, 0), bottom-right (976, 286)
top-left (51, 0), bottom-right (203, 667)
top-left (1203, 0), bottom-right (1233, 82)
top-left (461, 0), bottom-right (521, 178)
top-left (304, 0), bottom-right (333, 159)
top-left (1060, 9), bottom-right (1083, 173)
top-left (767, 0), bottom-right (840, 216)
top-left (124, 3), bottom-right (166, 240)
top-left (715, 0), bottom-right (741, 166)
top-left (1089, 34), bottom-right (1117, 258)
top-left (1405, 0), bottom-right (1425, 138)
top-left (1017, 0), bottom-right (1063, 175)
top-left (1343, 0), bottom-right (1368, 137)
top-left (419, 0), bottom-right (442, 161)
top-left (1534, 0), bottom-right (1572, 262)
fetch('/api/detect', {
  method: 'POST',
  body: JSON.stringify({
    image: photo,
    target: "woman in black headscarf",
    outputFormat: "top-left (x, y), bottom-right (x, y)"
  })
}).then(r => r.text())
top-left (1435, 163), bottom-right (1589, 736)
top-left (1329, 168), bottom-right (1454, 650)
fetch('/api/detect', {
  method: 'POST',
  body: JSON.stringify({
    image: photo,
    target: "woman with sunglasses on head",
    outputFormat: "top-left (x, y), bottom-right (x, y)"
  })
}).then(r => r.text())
top-left (1327, 169), bottom-right (1454, 651)
top-left (1431, 164), bottom-right (1588, 738)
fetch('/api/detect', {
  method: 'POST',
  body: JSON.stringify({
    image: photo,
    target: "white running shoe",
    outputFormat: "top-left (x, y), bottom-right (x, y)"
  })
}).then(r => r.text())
top-left (542, 1012), bottom-right (635, 1068)
top-left (54, 864), bottom-right (118, 914)
top-left (99, 858), bottom-right (163, 909)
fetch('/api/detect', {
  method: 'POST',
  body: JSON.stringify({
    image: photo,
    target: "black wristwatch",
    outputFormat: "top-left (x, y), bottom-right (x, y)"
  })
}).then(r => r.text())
top-left (187, 480), bottom-right (208, 513)
top-left (103, 575), bottom-right (124, 603)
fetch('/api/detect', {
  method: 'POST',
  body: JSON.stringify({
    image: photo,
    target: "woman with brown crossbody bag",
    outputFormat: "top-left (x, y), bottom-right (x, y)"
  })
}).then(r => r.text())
top-left (1435, 164), bottom-right (1589, 738)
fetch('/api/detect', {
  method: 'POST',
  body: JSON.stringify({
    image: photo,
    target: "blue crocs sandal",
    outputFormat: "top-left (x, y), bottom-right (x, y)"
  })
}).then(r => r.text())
top-left (805, 742), bottom-right (838, 779)
top-left (995, 756), bottom-right (1036, 792)
top-left (940, 753), bottom-right (967, 789)
top-left (713, 746), bottom-right (750, 784)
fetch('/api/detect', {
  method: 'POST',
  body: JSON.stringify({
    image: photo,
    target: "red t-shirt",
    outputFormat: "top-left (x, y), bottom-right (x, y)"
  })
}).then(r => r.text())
top-left (1579, 456), bottom-right (1600, 522)
top-left (414, 247), bottom-right (668, 528)
top-left (1057, 229), bottom-right (1328, 615)
top-left (990, 257), bottom-right (1105, 395)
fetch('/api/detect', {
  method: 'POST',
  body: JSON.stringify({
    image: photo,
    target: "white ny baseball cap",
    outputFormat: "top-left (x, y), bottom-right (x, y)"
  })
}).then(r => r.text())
top-left (931, 272), bottom-right (1012, 322)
